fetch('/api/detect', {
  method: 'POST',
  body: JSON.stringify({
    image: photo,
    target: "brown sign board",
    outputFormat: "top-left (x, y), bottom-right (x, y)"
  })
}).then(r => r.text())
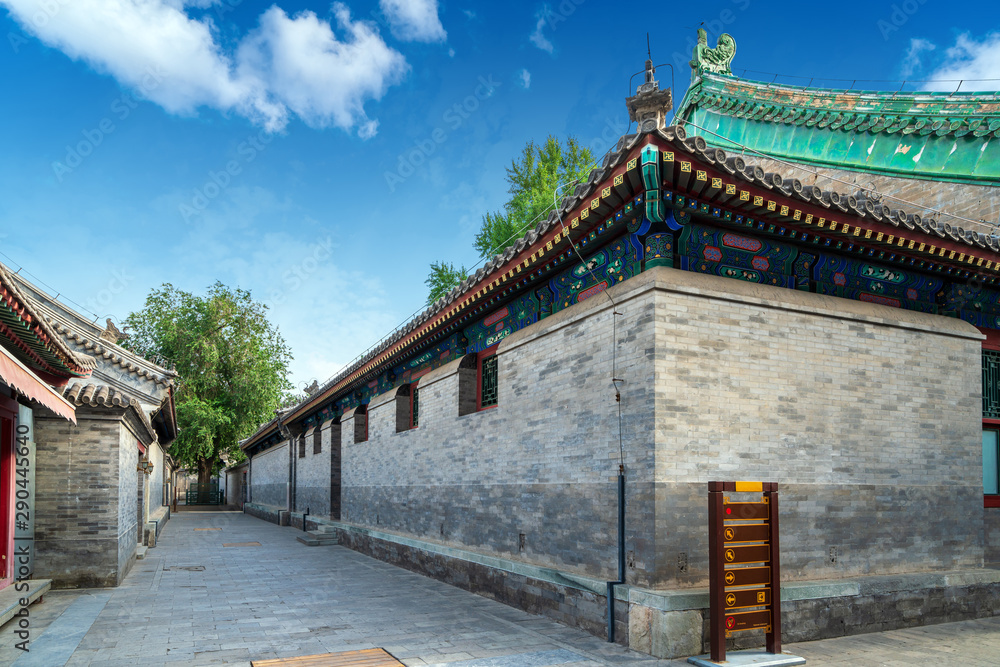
top-left (724, 523), bottom-right (770, 543)
top-left (723, 501), bottom-right (770, 520)
top-left (724, 609), bottom-right (771, 635)
top-left (723, 566), bottom-right (770, 587)
top-left (725, 588), bottom-right (770, 610)
top-left (708, 481), bottom-right (781, 662)
top-left (723, 544), bottom-right (770, 565)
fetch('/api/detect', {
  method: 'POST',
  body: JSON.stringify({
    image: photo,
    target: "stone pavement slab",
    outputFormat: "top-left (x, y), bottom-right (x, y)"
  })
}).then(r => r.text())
top-left (2, 510), bottom-right (999, 666)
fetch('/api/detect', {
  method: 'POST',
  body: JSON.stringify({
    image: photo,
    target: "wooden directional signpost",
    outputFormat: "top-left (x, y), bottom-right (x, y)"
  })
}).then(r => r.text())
top-left (708, 481), bottom-right (781, 663)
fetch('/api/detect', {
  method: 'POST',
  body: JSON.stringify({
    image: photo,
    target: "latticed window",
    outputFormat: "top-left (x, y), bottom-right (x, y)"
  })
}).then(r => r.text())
top-left (983, 350), bottom-right (1000, 419)
top-left (411, 386), bottom-right (420, 428)
top-left (480, 354), bottom-right (498, 409)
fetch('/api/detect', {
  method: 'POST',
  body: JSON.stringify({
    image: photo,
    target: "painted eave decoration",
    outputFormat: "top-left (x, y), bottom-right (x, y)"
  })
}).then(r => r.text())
top-left (677, 71), bottom-right (1000, 184)
top-left (0, 261), bottom-right (95, 381)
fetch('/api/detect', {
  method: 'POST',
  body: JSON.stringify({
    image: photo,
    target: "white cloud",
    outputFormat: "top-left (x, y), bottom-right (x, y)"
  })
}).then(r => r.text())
top-left (238, 5), bottom-right (408, 133)
top-left (0, 0), bottom-right (409, 136)
top-left (922, 32), bottom-right (1000, 92)
top-left (518, 68), bottom-right (531, 89)
top-left (529, 10), bottom-right (553, 53)
top-left (901, 37), bottom-right (935, 78)
top-left (379, 0), bottom-right (446, 42)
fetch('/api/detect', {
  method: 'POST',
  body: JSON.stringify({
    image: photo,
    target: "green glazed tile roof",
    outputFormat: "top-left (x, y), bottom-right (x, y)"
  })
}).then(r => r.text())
top-left (677, 72), bottom-right (1000, 185)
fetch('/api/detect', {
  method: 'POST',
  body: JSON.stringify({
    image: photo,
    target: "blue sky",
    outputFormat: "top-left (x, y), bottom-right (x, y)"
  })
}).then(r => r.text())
top-left (1, 0), bottom-right (998, 389)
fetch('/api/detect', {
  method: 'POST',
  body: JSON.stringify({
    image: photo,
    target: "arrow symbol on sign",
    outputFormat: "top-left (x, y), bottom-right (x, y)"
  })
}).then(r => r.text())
top-left (725, 528), bottom-right (735, 541)
top-left (725, 572), bottom-right (735, 584)
top-left (726, 593), bottom-right (736, 606)
top-left (725, 549), bottom-right (735, 562)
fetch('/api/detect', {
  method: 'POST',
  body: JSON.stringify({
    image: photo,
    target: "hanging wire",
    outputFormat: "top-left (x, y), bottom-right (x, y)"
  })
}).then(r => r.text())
top-left (0, 249), bottom-right (105, 321)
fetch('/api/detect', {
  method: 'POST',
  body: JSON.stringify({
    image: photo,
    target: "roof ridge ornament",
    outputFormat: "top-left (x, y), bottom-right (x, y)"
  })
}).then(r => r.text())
top-left (626, 59), bottom-right (673, 133)
top-left (690, 28), bottom-right (736, 81)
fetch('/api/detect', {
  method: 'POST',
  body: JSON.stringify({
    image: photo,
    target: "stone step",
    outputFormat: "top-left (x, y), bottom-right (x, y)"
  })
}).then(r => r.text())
top-left (296, 533), bottom-right (339, 547)
top-left (0, 579), bottom-right (51, 627)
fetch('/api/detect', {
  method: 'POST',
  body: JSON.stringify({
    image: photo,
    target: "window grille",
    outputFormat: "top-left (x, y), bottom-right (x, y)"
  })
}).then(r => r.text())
top-left (480, 354), bottom-right (498, 408)
top-left (412, 386), bottom-right (419, 428)
top-left (984, 350), bottom-right (1000, 419)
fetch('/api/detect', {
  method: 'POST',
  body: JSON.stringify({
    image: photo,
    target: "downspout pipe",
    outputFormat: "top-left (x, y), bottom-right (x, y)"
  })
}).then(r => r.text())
top-left (606, 466), bottom-right (626, 642)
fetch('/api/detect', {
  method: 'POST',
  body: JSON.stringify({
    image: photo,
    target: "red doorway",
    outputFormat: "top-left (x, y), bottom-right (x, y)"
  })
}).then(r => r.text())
top-left (0, 395), bottom-right (17, 591)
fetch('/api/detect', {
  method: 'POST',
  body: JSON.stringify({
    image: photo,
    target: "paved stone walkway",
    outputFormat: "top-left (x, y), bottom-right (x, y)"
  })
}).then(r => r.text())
top-left (0, 510), bottom-right (998, 666)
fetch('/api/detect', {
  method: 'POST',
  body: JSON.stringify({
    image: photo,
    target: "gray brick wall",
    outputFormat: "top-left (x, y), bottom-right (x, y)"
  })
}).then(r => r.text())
top-left (33, 409), bottom-right (137, 588)
top-left (987, 509), bottom-right (1000, 565)
top-left (649, 268), bottom-right (983, 585)
top-left (295, 423), bottom-right (332, 516)
top-left (344, 276), bottom-right (659, 584)
top-left (118, 422), bottom-right (139, 580)
top-left (342, 267), bottom-right (985, 589)
top-left (252, 441), bottom-right (289, 508)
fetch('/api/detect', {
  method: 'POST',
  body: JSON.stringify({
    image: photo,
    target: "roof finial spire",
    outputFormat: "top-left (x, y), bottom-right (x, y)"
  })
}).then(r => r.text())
top-left (627, 45), bottom-right (672, 133)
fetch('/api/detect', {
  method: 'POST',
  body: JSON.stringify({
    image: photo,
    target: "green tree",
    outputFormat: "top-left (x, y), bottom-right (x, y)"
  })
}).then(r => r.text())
top-left (424, 261), bottom-right (468, 305)
top-left (123, 282), bottom-right (292, 486)
top-left (426, 135), bottom-right (595, 302)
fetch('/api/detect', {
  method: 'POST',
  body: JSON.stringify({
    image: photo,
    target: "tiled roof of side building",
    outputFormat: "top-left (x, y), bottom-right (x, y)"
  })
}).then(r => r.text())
top-left (8, 270), bottom-right (178, 387)
top-left (676, 33), bottom-right (1000, 185)
top-left (0, 261), bottom-right (96, 379)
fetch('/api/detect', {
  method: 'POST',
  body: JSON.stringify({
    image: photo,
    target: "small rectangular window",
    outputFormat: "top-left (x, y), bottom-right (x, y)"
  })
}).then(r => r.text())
top-left (479, 354), bottom-right (498, 410)
top-left (985, 430), bottom-right (1000, 495)
top-left (411, 385), bottom-right (420, 429)
top-left (298, 436), bottom-right (305, 458)
top-left (313, 429), bottom-right (321, 455)
top-left (984, 350), bottom-right (1000, 419)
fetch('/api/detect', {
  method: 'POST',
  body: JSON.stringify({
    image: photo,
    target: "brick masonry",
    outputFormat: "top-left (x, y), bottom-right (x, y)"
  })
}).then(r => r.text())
top-left (339, 267), bottom-right (984, 589)
top-left (293, 421), bottom-right (337, 517)
top-left (986, 509), bottom-right (1000, 565)
top-left (251, 441), bottom-right (289, 508)
top-left (33, 408), bottom-right (141, 588)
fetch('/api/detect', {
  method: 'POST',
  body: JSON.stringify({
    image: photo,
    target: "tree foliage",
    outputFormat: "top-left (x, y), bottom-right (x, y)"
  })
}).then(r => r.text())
top-left (426, 135), bottom-right (594, 302)
top-left (123, 282), bottom-right (292, 484)
top-left (424, 261), bottom-right (468, 306)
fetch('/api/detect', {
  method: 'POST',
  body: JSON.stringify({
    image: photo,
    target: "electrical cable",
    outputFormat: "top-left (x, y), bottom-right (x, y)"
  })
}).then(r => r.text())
top-left (0, 250), bottom-right (108, 322)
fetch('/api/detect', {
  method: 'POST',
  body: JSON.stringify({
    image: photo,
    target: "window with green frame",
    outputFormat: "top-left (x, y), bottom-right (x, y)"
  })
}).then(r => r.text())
top-left (984, 349), bottom-right (1000, 420)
